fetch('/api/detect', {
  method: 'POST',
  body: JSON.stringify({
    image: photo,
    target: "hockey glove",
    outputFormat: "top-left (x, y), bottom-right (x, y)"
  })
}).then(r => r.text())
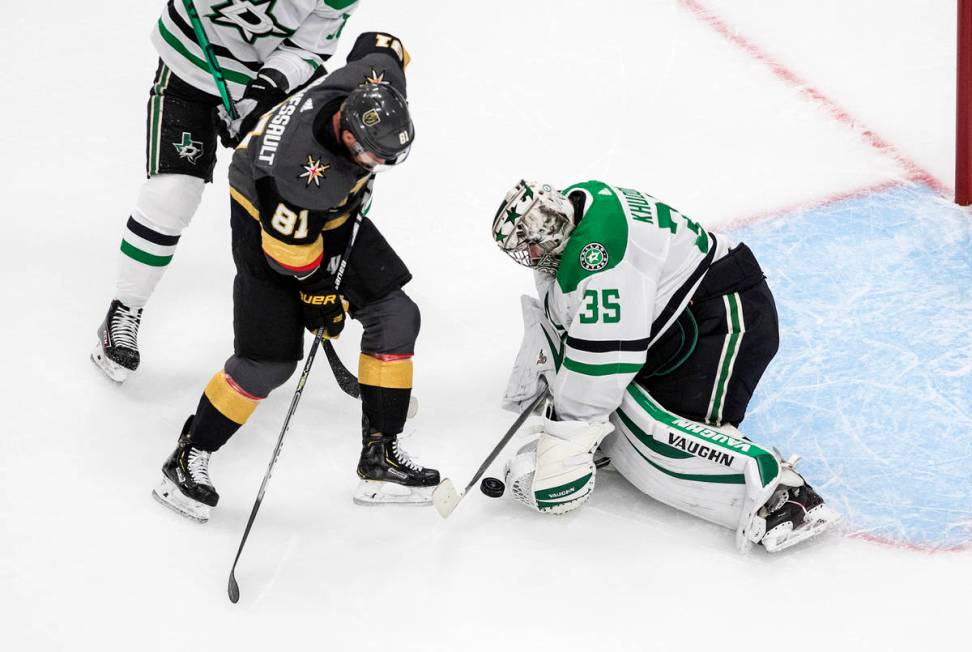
top-left (299, 279), bottom-right (346, 339)
top-left (217, 68), bottom-right (289, 148)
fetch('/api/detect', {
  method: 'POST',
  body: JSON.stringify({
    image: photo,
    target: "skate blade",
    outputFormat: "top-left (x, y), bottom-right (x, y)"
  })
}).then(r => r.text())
top-left (152, 476), bottom-right (211, 523)
top-left (353, 479), bottom-right (435, 506)
top-left (90, 342), bottom-right (130, 383)
top-left (431, 478), bottom-right (462, 518)
top-left (762, 505), bottom-right (841, 552)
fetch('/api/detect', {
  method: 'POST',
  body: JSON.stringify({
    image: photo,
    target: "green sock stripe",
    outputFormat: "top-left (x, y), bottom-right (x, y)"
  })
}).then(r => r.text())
top-left (121, 240), bottom-right (173, 267)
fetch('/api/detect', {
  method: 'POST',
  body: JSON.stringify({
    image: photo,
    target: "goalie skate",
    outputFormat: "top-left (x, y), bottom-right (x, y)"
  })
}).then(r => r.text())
top-left (760, 484), bottom-right (840, 553)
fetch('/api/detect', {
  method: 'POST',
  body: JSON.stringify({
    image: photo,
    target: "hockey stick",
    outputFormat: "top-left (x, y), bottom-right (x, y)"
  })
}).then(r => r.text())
top-left (432, 379), bottom-right (549, 519)
top-left (323, 340), bottom-right (361, 398)
top-left (228, 215), bottom-right (362, 604)
top-left (182, 0), bottom-right (239, 120)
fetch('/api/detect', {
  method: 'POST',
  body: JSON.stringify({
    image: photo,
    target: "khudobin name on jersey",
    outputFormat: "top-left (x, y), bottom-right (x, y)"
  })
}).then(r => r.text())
top-left (152, 0), bottom-right (359, 97)
top-left (539, 180), bottom-right (731, 423)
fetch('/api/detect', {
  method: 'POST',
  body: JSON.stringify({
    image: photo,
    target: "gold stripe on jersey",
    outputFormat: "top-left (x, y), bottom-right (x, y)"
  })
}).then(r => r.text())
top-left (230, 186), bottom-right (260, 219)
top-left (261, 231), bottom-right (324, 274)
top-left (203, 370), bottom-right (261, 425)
top-left (358, 354), bottom-right (413, 389)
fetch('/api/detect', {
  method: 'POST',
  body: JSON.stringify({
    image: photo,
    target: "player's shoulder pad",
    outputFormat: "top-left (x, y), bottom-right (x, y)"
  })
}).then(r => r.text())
top-left (556, 180), bottom-right (629, 294)
top-left (346, 32), bottom-right (410, 70)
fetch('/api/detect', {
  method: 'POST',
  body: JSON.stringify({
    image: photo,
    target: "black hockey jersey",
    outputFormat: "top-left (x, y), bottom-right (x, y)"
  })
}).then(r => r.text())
top-left (228, 32), bottom-right (408, 278)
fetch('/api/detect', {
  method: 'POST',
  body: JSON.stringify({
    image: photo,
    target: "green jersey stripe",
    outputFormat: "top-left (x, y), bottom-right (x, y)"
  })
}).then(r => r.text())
top-left (156, 18), bottom-right (252, 86)
top-left (620, 432), bottom-right (745, 484)
top-left (121, 240), bottom-right (174, 267)
top-left (563, 358), bottom-right (644, 377)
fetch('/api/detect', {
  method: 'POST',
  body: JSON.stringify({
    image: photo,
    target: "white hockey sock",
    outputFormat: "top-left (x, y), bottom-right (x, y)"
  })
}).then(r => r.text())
top-left (115, 174), bottom-right (204, 307)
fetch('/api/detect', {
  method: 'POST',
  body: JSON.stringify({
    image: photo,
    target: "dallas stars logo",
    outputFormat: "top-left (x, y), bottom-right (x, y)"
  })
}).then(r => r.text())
top-left (299, 155), bottom-right (330, 187)
top-left (208, 0), bottom-right (294, 44)
top-left (173, 132), bottom-right (203, 164)
top-left (579, 243), bottom-right (609, 271)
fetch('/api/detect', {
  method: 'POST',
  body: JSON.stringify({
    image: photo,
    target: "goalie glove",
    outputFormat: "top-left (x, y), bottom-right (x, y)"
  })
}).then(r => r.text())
top-left (505, 416), bottom-right (614, 514)
top-left (217, 69), bottom-right (289, 147)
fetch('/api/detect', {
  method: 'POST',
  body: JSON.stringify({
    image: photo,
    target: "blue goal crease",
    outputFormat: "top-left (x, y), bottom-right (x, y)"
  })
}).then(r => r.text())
top-left (727, 184), bottom-right (972, 549)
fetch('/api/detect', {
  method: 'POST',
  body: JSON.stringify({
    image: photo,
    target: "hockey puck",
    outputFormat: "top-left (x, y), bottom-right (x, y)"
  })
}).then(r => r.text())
top-left (480, 477), bottom-right (506, 498)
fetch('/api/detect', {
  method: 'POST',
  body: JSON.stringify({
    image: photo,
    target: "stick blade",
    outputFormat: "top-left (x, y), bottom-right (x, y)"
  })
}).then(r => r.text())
top-left (227, 570), bottom-right (240, 604)
top-left (432, 478), bottom-right (462, 519)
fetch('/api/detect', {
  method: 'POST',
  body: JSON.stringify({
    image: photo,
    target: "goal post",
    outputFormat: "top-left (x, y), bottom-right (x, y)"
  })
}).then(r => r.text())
top-left (957, 0), bottom-right (972, 205)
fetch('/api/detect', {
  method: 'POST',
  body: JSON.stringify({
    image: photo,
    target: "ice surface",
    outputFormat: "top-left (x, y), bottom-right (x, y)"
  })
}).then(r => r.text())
top-left (732, 184), bottom-right (972, 550)
top-left (1, 1), bottom-right (970, 651)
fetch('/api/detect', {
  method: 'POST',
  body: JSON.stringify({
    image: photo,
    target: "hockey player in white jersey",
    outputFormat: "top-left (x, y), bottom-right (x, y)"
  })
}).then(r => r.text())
top-left (92, 0), bottom-right (359, 382)
top-left (492, 180), bottom-right (839, 552)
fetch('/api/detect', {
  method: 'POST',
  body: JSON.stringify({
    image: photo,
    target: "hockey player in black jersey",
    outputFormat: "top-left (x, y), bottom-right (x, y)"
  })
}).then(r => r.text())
top-left (92, 0), bottom-right (360, 383)
top-left (152, 32), bottom-right (440, 522)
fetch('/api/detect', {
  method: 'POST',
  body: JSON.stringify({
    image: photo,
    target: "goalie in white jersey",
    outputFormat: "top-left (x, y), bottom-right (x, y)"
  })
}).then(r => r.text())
top-left (492, 180), bottom-right (839, 552)
top-left (92, 0), bottom-right (359, 382)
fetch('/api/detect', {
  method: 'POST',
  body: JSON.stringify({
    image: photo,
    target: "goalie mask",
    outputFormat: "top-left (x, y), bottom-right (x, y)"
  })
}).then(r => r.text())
top-left (491, 180), bottom-right (576, 273)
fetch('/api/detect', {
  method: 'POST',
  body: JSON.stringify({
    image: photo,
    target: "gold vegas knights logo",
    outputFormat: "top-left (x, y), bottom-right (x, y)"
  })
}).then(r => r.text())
top-left (208, 0), bottom-right (294, 44)
top-left (299, 155), bottom-right (330, 187)
top-left (362, 109), bottom-right (381, 127)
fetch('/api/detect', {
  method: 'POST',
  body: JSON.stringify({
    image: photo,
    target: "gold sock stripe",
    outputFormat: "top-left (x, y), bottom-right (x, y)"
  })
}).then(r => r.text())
top-left (358, 354), bottom-right (413, 389)
top-left (203, 370), bottom-right (261, 425)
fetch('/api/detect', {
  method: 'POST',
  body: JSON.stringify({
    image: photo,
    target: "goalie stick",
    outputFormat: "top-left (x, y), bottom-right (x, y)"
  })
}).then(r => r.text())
top-left (227, 214), bottom-right (362, 604)
top-left (432, 379), bottom-right (549, 519)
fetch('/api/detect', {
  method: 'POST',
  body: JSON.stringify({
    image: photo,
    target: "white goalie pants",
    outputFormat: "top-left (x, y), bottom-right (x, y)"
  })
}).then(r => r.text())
top-left (601, 383), bottom-right (784, 542)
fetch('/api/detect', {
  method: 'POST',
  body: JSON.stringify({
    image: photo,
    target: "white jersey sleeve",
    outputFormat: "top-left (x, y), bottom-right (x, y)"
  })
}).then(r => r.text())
top-left (263, 2), bottom-right (360, 91)
top-left (152, 0), bottom-right (359, 98)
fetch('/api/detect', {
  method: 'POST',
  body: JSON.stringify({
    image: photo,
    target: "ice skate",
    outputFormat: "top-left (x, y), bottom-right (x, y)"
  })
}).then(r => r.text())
top-left (760, 482), bottom-right (840, 552)
top-left (152, 417), bottom-right (219, 523)
top-left (354, 432), bottom-right (440, 506)
top-left (91, 299), bottom-right (142, 382)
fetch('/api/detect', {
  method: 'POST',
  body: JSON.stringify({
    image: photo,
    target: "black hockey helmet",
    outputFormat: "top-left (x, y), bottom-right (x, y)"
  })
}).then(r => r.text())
top-left (339, 83), bottom-right (414, 165)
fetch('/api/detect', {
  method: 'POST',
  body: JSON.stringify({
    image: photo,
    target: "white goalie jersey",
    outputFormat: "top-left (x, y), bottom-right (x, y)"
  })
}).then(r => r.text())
top-left (536, 180), bottom-right (731, 423)
top-left (152, 0), bottom-right (359, 97)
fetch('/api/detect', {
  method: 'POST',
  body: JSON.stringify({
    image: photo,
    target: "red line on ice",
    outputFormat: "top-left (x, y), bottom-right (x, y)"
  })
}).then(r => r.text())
top-left (721, 179), bottom-right (905, 229)
top-left (678, 0), bottom-right (949, 197)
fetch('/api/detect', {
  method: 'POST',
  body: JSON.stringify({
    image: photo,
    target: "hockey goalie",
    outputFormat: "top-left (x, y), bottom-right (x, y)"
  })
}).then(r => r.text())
top-left (491, 180), bottom-right (840, 552)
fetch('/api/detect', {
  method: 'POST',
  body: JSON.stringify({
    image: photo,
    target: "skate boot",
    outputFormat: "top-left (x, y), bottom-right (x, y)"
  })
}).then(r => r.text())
top-left (354, 431), bottom-right (440, 506)
top-left (91, 299), bottom-right (143, 382)
top-left (759, 460), bottom-right (840, 552)
top-left (152, 416), bottom-right (219, 523)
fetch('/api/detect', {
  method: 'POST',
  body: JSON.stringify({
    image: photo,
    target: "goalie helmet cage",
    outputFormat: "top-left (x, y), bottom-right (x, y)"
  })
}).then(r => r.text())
top-left (957, 0), bottom-right (972, 205)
